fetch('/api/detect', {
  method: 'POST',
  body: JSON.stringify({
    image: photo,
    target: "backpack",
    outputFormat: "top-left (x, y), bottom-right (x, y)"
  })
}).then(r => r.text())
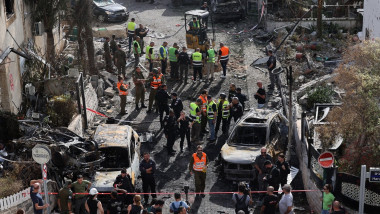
top-left (234, 194), bottom-right (249, 213)
top-left (170, 201), bottom-right (184, 214)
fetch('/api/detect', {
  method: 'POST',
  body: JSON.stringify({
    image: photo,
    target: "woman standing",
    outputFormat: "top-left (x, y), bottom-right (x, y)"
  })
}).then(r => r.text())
top-left (85, 188), bottom-right (104, 214)
top-left (276, 154), bottom-right (291, 187)
top-left (321, 184), bottom-right (335, 214)
top-left (127, 195), bottom-right (144, 214)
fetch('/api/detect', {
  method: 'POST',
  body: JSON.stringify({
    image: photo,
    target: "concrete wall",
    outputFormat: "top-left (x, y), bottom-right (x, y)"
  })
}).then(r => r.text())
top-left (361, 0), bottom-right (380, 40)
top-left (266, 18), bottom-right (359, 32)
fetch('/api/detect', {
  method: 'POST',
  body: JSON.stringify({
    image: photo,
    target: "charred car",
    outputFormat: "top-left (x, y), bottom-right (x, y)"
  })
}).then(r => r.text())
top-left (210, 0), bottom-right (246, 21)
top-left (91, 124), bottom-right (141, 195)
top-left (220, 109), bottom-right (287, 181)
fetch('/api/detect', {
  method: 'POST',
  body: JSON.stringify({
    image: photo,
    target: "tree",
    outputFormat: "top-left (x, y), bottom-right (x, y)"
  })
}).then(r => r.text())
top-left (317, 0), bottom-right (323, 38)
top-left (30, 0), bottom-right (68, 64)
top-left (323, 40), bottom-right (380, 175)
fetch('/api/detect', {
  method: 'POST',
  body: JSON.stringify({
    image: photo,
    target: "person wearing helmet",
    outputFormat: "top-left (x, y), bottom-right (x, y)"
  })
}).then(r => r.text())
top-left (215, 93), bottom-right (230, 137)
top-left (85, 188), bottom-right (104, 214)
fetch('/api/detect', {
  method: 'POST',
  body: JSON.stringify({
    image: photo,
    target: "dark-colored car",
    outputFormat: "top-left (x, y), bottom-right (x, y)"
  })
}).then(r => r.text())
top-left (93, 0), bottom-right (129, 22)
top-left (211, 0), bottom-right (246, 21)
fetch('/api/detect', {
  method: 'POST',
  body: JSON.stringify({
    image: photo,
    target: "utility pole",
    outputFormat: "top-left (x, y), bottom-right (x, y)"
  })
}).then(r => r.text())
top-left (287, 66), bottom-right (293, 160)
top-left (317, 0), bottom-right (324, 38)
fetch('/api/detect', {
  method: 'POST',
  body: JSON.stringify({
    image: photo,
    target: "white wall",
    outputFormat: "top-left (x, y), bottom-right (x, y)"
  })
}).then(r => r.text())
top-left (362, 0), bottom-right (380, 40)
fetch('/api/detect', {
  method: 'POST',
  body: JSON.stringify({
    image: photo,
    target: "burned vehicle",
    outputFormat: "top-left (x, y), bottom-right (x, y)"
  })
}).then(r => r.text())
top-left (210, 0), bottom-right (246, 21)
top-left (91, 124), bottom-right (141, 195)
top-left (220, 109), bottom-right (286, 181)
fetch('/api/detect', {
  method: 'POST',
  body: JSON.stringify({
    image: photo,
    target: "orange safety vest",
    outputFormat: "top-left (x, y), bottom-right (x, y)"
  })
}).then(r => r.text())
top-left (199, 95), bottom-right (207, 112)
top-left (193, 152), bottom-right (207, 172)
top-left (150, 74), bottom-right (163, 89)
top-left (117, 82), bottom-right (128, 96)
top-left (220, 46), bottom-right (229, 61)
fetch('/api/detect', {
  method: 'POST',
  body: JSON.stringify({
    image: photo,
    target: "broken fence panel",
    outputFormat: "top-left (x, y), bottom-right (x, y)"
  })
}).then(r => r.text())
top-left (0, 187), bottom-right (30, 211)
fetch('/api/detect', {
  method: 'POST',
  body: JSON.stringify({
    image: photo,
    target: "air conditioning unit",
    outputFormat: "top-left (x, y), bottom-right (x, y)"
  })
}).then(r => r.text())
top-left (34, 22), bottom-right (44, 36)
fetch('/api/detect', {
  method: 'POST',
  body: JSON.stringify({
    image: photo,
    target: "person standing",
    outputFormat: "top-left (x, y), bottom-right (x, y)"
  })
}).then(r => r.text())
top-left (228, 83), bottom-right (237, 103)
top-left (127, 195), bottom-right (144, 214)
top-left (276, 154), bottom-right (291, 187)
top-left (58, 181), bottom-right (73, 214)
top-left (170, 92), bottom-right (183, 119)
top-left (107, 190), bottom-right (124, 214)
top-left (178, 47), bottom-right (190, 84)
top-left (190, 99), bottom-right (202, 144)
top-left (191, 48), bottom-right (203, 82)
top-left (261, 186), bottom-right (278, 214)
top-left (117, 76), bottom-right (129, 115)
top-left (139, 152), bottom-right (157, 204)
top-left (113, 169), bottom-right (135, 206)
top-left (254, 147), bottom-right (273, 199)
top-left (126, 18), bottom-right (137, 53)
top-left (30, 179), bottom-right (49, 214)
top-left (163, 110), bottom-right (178, 155)
top-left (198, 90), bottom-right (208, 134)
top-left (267, 50), bottom-right (277, 90)
top-left (85, 188), bottom-right (104, 214)
top-left (155, 84), bottom-right (171, 126)
top-left (321, 184), bottom-right (335, 214)
top-left (263, 160), bottom-right (281, 194)
top-left (115, 45), bottom-right (127, 77)
top-left (147, 68), bottom-right (164, 113)
top-left (232, 182), bottom-right (253, 214)
top-left (205, 45), bottom-right (217, 83)
top-left (133, 37), bottom-right (141, 68)
top-left (104, 37), bottom-right (113, 73)
top-left (229, 97), bottom-right (244, 124)
top-left (169, 192), bottom-right (190, 213)
top-left (330, 201), bottom-right (347, 214)
top-left (279, 184), bottom-right (293, 214)
top-left (206, 95), bottom-right (217, 142)
top-left (189, 145), bottom-right (209, 197)
top-left (218, 43), bottom-right (229, 78)
top-left (146, 42), bottom-right (155, 72)
top-left (169, 43), bottom-right (180, 80)
top-left (159, 42), bottom-right (168, 74)
top-left (178, 111), bottom-right (192, 152)
top-left (215, 93), bottom-right (230, 137)
top-left (72, 175), bottom-right (92, 214)
top-left (110, 35), bottom-right (117, 56)
top-left (254, 82), bottom-right (266, 109)
top-left (133, 67), bottom-right (147, 110)
top-left (135, 24), bottom-right (148, 53)
top-left (235, 88), bottom-right (247, 110)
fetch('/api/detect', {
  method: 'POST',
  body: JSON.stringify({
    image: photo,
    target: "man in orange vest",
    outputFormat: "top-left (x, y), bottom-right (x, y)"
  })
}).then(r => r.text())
top-left (198, 90), bottom-right (208, 134)
top-left (117, 76), bottom-right (129, 115)
top-left (189, 145), bottom-right (209, 198)
top-left (147, 68), bottom-right (165, 113)
top-left (218, 43), bottom-right (229, 78)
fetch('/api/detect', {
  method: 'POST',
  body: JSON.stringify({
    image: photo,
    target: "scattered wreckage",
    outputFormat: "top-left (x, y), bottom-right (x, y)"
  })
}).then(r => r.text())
top-left (219, 109), bottom-right (287, 181)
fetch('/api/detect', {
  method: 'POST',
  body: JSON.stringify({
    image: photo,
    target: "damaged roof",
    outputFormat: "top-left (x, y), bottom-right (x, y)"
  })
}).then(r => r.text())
top-left (94, 124), bottom-right (133, 148)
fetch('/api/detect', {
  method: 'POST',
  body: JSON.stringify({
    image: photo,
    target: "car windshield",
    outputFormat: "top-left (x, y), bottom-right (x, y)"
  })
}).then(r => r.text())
top-left (99, 147), bottom-right (130, 169)
top-left (94, 0), bottom-right (114, 6)
top-left (229, 126), bottom-right (266, 145)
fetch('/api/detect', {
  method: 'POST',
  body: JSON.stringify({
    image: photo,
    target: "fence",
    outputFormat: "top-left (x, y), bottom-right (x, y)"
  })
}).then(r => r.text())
top-left (0, 188), bottom-right (30, 211)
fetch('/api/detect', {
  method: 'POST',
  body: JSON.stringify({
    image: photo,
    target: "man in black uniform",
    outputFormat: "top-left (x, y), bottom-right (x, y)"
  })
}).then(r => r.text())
top-left (107, 190), bottom-right (124, 214)
top-left (178, 47), bottom-right (190, 84)
top-left (263, 160), bottom-right (280, 195)
top-left (170, 92), bottom-right (183, 119)
top-left (139, 152), bottom-right (157, 204)
top-left (255, 147), bottom-right (273, 199)
top-left (163, 109), bottom-right (178, 155)
top-left (155, 84), bottom-right (171, 127)
top-left (254, 81), bottom-right (266, 109)
top-left (228, 83), bottom-right (237, 103)
top-left (229, 97), bottom-right (244, 124)
top-left (113, 169), bottom-right (135, 205)
top-left (177, 111), bottom-right (192, 152)
top-left (267, 50), bottom-right (277, 89)
top-left (235, 87), bottom-right (247, 110)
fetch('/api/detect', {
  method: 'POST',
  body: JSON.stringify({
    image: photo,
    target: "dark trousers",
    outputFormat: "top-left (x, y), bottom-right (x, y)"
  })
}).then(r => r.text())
top-left (105, 54), bottom-right (112, 72)
top-left (159, 104), bottom-right (170, 124)
top-left (142, 177), bottom-right (156, 202)
top-left (179, 64), bottom-right (189, 83)
top-left (161, 59), bottom-right (167, 74)
top-left (128, 35), bottom-right (134, 52)
top-left (134, 54), bottom-right (140, 68)
top-left (180, 129), bottom-right (191, 151)
top-left (170, 61), bottom-right (179, 78)
top-left (220, 60), bottom-right (228, 76)
top-left (74, 197), bottom-right (87, 214)
top-left (194, 171), bottom-right (206, 193)
top-left (135, 86), bottom-right (145, 105)
top-left (148, 89), bottom-right (157, 110)
top-left (191, 122), bottom-right (201, 143)
top-left (201, 114), bottom-right (207, 132)
top-left (193, 66), bottom-right (202, 81)
top-left (148, 59), bottom-right (153, 72)
top-left (167, 133), bottom-right (176, 152)
top-left (120, 95), bottom-right (127, 114)
top-left (215, 116), bottom-right (228, 134)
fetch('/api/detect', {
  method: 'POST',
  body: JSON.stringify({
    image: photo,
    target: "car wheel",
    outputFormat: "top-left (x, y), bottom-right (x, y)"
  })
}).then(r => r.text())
top-left (97, 14), bottom-right (106, 22)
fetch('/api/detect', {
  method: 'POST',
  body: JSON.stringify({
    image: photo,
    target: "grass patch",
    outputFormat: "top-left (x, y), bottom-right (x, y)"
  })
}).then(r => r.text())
top-left (0, 176), bottom-right (24, 198)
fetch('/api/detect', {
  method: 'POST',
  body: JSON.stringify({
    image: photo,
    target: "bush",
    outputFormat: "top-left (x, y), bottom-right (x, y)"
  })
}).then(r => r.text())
top-left (47, 95), bottom-right (77, 127)
top-left (306, 85), bottom-right (334, 109)
top-left (0, 176), bottom-right (24, 198)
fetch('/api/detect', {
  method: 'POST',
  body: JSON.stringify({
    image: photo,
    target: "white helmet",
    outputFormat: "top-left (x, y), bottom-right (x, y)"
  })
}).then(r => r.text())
top-left (89, 188), bottom-right (98, 195)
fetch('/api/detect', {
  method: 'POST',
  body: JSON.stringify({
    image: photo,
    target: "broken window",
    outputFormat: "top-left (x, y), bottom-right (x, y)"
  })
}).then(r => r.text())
top-left (99, 147), bottom-right (131, 169)
top-left (5, 0), bottom-right (15, 19)
top-left (229, 126), bottom-right (267, 145)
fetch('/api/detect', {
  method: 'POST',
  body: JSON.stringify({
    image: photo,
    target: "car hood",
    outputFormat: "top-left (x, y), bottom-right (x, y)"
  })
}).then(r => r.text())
top-left (99, 3), bottom-right (126, 12)
top-left (92, 171), bottom-right (120, 192)
top-left (221, 143), bottom-right (261, 164)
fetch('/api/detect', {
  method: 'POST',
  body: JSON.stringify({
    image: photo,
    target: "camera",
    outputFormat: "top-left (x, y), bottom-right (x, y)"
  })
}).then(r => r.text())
top-left (239, 181), bottom-right (251, 195)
